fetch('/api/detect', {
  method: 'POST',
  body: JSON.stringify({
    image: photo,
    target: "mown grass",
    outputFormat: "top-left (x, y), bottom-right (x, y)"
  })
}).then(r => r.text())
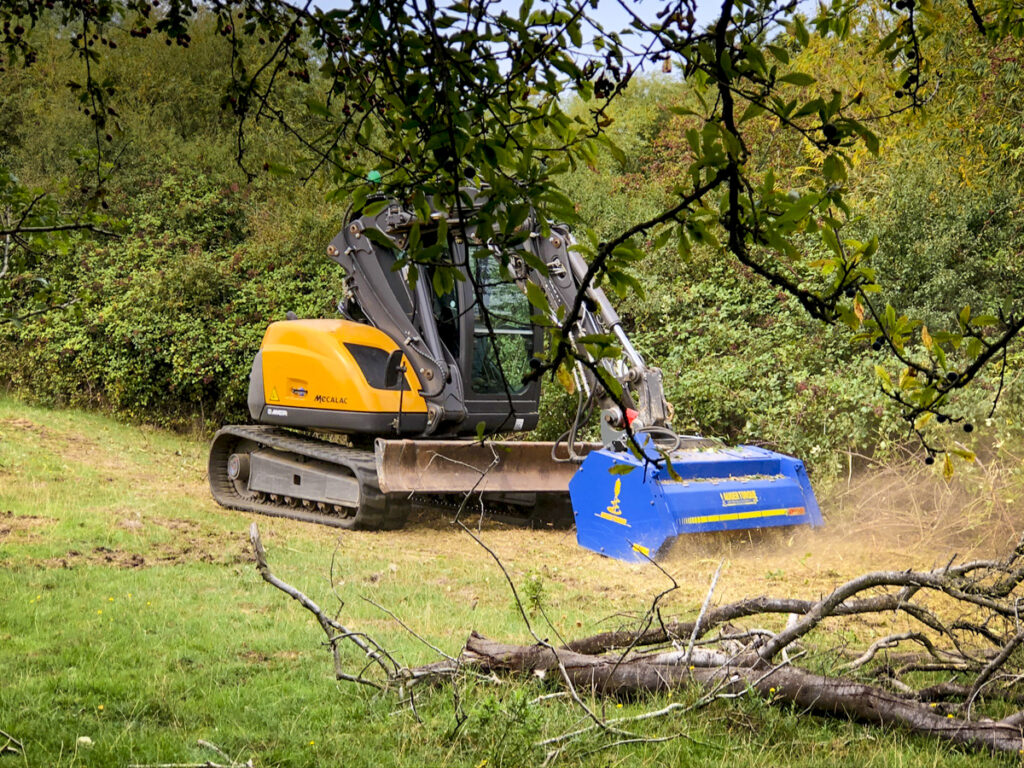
top-left (0, 396), bottom-right (1014, 767)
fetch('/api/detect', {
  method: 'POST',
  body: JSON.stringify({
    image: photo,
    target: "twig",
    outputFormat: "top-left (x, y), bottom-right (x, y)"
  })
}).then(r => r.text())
top-left (249, 523), bottom-right (397, 685)
top-left (128, 739), bottom-right (253, 768)
top-left (361, 595), bottom-right (458, 663)
top-left (843, 632), bottom-right (932, 671)
top-left (684, 561), bottom-right (723, 669)
top-left (966, 629), bottom-right (1024, 714)
top-left (457, 521), bottom-right (636, 742)
top-left (0, 728), bottom-right (23, 755)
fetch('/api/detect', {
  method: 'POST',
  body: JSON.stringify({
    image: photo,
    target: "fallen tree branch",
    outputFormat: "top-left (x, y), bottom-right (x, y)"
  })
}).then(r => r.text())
top-left (249, 523), bottom-right (1024, 758)
top-left (250, 523), bottom-right (401, 689)
top-left (451, 634), bottom-right (1024, 752)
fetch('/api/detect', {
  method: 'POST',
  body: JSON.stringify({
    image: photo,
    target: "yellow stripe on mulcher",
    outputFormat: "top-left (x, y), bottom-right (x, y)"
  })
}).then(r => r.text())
top-left (683, 507), bottom-right (805, 525)
top-left (597, 511), bottom-right (630, 526)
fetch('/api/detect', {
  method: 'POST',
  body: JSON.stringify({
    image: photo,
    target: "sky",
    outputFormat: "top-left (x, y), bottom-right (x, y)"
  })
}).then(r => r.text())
top-left (572, 0), bottom-right (720, 37)
top-left (310, 0), bottom-right (723, 70)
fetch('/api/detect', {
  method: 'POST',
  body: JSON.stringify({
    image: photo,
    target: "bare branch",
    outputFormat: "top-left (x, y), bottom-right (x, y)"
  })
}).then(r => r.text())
top-left (0, 728), bottom-right (23, 756)
top-left (684, 560), bottom-right (723, 669)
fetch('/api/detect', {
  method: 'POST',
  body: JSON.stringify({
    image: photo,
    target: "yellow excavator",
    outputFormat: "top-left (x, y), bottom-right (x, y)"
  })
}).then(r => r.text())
top-left (209, 191), bottom-right (822, 561)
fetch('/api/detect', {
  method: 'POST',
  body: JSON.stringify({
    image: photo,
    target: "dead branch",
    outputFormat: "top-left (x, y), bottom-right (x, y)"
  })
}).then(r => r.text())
top-left (967, 629), bottom-right (1024, 712)
top-left (843, 632), bottom-right (941, 671)
top-left (452, 634), bottom-right (1024, 752)
top-left (250, 523), bottom-right (401, 689)
top-left (127, 739), bottom-right (253, 768)
top-left (0, 728), bottom-right (23, 755)
top-left (683, 560), bottom-right (723, 668)
top-left (250, 522), bottom-right (1024, 758)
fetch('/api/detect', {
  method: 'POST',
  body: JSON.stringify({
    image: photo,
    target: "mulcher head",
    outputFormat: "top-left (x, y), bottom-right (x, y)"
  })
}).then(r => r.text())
top-left (569, 440), bottom-right (823, 562)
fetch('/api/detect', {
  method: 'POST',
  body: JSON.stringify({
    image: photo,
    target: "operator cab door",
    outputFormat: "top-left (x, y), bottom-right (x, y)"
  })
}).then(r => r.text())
top-left (451, 240), bottom-right (542, 434)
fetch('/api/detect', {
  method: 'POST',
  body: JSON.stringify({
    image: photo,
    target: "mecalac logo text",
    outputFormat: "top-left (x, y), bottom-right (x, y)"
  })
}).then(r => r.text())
top-left (314, 395), bottom-right (347, 405)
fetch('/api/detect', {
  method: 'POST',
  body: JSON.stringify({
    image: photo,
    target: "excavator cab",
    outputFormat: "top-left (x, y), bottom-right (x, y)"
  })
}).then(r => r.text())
top-left (245, 203), bottom-right (544, 439)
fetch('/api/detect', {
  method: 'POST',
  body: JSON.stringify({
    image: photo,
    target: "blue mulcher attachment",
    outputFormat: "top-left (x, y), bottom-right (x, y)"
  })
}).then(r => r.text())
top-left (570, 438), bottom-right (823, 562)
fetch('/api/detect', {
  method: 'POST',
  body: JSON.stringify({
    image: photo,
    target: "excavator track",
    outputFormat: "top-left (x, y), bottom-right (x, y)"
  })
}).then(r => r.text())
top-left (209, 425), bottom-right (409, 530)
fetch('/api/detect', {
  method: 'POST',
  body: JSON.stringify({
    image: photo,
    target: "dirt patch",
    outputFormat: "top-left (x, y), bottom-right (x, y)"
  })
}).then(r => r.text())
top-left (0, 416), bottom-right (131, 475)
top-left (239, 649), bottom-right (271, 663)
top-left (238, 649), bottom-right (303, 664)
top-left (43, 546), bottom-right (147, 569)
top-left (0, 510), bottom-right (57, 542)
top-left (150, 517), bottom-right (202, 532)
top-left (0, 417), bottom-right (56, 437)
top-left (39, 534), bottom-right (254, 570)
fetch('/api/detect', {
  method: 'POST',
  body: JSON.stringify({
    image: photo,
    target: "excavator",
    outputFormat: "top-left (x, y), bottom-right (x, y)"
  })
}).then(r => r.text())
top-left (209, 191), bottom-right (822, 562)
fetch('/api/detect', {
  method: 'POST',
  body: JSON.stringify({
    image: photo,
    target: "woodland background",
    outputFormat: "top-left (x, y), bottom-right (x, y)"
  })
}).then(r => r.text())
top-left (1, 13), bottom-right (1023, 475)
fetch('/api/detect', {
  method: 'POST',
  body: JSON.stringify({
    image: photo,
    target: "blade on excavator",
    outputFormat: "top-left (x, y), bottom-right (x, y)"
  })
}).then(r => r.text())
top-left (375, 439), bottom-right (600, 494)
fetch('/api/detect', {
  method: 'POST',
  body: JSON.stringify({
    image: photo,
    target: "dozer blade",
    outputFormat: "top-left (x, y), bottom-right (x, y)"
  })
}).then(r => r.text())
top-left (375, 439), bottom-right (600, 494)
top-left (570, 443), bottom-right (823, 562)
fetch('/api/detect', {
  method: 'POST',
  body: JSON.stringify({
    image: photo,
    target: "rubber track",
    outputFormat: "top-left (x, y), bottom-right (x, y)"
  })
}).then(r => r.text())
top-left (208, 425), bottom-right (409, 530)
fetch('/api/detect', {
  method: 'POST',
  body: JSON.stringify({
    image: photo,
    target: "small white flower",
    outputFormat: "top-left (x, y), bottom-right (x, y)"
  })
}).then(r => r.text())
top-left (77, 736), bottom-right (94, 748)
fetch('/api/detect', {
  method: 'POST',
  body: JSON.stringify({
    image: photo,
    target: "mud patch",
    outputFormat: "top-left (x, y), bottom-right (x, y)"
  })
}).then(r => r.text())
top-left (0, 510), bottom-right (57, 542)
top-left (41, 546), bottom-right (146, 569)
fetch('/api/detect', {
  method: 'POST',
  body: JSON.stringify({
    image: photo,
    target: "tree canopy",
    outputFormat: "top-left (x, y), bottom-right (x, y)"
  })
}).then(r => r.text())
top-left (1, 0), bottom-right (1023, 466)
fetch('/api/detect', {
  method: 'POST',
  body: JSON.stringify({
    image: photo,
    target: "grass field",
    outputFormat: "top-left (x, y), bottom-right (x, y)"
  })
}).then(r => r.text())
top-left (1, 396), bottom-right (1020, 766)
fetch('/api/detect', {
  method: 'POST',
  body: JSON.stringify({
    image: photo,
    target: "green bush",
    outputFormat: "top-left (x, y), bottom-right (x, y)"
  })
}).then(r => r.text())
top-left (0, 170), bottom-right (346, 428)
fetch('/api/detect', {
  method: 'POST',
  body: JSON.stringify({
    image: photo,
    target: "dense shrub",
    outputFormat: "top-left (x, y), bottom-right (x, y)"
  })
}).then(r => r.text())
top-left (0, 170), bottom-right (347, 428)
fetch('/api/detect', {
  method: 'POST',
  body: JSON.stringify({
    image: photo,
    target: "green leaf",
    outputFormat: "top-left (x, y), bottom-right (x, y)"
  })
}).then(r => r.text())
top-left (266, 162), bottom-right (292, 177)
top-left (780, 72), bottom-right (816, 87)
top-left (740, 101), bottom-right (766, 123)
top-left (791, 16), bottom-right (810, 47)
top-left (776, 193), bottom-right (817, 225)
top-left (361, 226), bottom-right (396, 249)
top-left (362, 199), bottom-right (388, 217)
top-left (874, 28), bottom-right (900, 54)
top-left (874, 364), bottom-right (893, 389)
top-left (525, 280), bottom-right (549, 314)
top-left (305, 98), bottom-right (331, 118)
top-left (820, 226), bottom-right (841, 257)
top-left (609, 464), bottom-right (636, 476)
top-left (766, 44), bottom-right (790, 64)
